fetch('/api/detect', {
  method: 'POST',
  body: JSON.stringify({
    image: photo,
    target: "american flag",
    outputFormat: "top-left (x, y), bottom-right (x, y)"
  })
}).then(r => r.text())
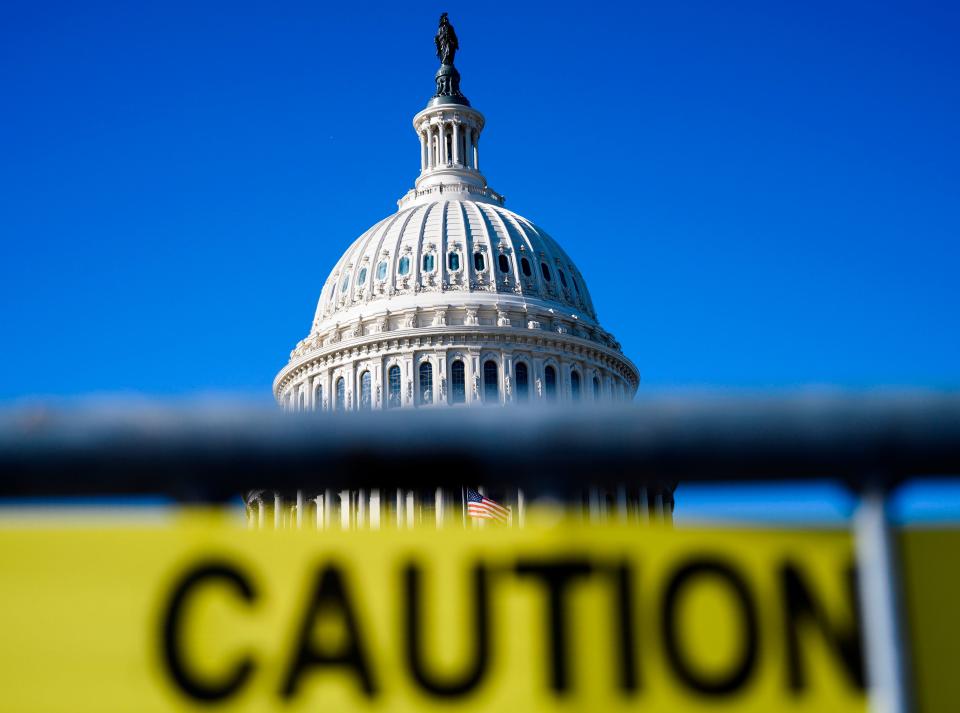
top-left (466, 488), bottom-right (511, 524)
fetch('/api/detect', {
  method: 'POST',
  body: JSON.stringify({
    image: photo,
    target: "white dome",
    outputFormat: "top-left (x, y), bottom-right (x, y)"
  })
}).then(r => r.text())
top-left (315, 199), bottom-right (598, 330)
top-left (274, 42), bottom-right (638, 409)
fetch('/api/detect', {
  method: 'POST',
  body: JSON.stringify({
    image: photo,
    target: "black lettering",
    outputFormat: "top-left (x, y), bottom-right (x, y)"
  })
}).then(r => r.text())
top-left (280, 564), bottom-right (377, 698)
top-left (614, 562), bottom-right (640, 692)
top-left (781, 562), bottom-right (865, 691)
top-left (161, 561), bottom-right (257, 702)
top-left (515, 559), bottom-right (592, 694)
top-left (662, 559), bottom-right (759, 695)
top-left (404, 562), bottom-right (491, 696)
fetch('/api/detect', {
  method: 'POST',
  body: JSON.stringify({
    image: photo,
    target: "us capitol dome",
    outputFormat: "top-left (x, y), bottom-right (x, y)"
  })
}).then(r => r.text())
top-left (273, 18), bottom-right (639, 412)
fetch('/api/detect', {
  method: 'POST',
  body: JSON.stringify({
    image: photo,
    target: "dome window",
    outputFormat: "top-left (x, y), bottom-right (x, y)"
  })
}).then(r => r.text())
top-left (448, 252), bottom-right (460, 271)
top-left (541, 262), bottom-right (552, 282)
top-left (473, 252), bottom-right (485, 271)
top-left (422, 254), bottom-right (435, 272)
top-left (515, 362), bottom-right (529, 402)
top-left (520, 257), bottom-right (532, 277)
top-left (358, 267), bottom-right (367, 285)
top-left (593, 376), bottom-right (601, 400)
top-left (335, 377), bottom-right (345, 411)
top-left (483, 360), bottom-right (499, 404)
top-left (544, 365), bottom-right (557, 400)
top-left (558, 270), bottom-right (568, 289)
top-left (419, 362), bottom-right (433, 405)
top-left (314, 383), bottom-right (322, 410)
top-left (376, 260), bottom-right (388, 281)
top-left (498, 254), bottom-right (510, 273)
top-left (360, 371), bottom-right (372, 410)
top-left (398, 256), bottom-right (410, 276)
top-left (340, 274), bottom-right (350, 293)
top-left (451, 360), bottom-right (466, 404)
top-left (388, 365), bottom-right (402, 408)
top-left (570, 370), bottom-right (581, 400)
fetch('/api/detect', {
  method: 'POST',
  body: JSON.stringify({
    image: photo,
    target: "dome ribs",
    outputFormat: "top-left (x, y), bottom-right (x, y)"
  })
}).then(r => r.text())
top-left (465, 201), bottom-right (495, 291)
top-left (454, 200), bottom-right (473, 287)
top-left (411, 201), bottom-right (438, 292)
top-left (476, 203), bottom-right (514, 294)
top-left (486, 205), bottom-right (536, 297)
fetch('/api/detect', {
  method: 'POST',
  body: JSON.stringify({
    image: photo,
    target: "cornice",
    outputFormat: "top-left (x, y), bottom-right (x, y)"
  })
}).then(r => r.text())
top-left (273, 324), bottom-right (640, 398)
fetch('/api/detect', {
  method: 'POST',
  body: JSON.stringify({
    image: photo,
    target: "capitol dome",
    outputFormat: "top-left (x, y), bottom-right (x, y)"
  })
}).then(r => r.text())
top-left (274, 22), bottom-right (639, 411)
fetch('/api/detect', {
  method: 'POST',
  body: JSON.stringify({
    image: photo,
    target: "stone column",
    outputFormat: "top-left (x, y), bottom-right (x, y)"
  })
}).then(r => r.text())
top-left (473, 133), bottom-right (479, 171)
top-left (502, 352), bottom-right (512, 405)
top-left (439, 123), bottom-right (447, 165)
top-left (419, 130), bottom-right (427, 172)
top-left (452, 121), bottom-right (460, 165)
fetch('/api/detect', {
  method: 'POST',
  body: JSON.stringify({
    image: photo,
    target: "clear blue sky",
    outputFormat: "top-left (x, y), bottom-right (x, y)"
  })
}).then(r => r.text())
top-left (1, 1), bottom-right (958, 401)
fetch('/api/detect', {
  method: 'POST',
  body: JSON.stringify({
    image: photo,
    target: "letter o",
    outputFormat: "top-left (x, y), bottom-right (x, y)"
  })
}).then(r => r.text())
top-left (661, 559), bottom-right (759, 695)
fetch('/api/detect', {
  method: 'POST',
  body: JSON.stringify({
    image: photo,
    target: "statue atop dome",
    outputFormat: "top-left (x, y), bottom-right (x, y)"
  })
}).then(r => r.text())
top-left (431, 14), bottom-right (469, 106)
top-left (435, 13), bottom-right (459, 66)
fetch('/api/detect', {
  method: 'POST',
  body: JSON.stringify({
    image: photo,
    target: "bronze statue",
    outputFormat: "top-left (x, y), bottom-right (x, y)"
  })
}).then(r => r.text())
top-left (435, 12), bottom-right (459, 66)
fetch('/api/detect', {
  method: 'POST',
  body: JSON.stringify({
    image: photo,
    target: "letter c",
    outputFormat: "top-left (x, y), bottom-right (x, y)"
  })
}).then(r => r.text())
top-left (161, 561), bottom-right (257, 701)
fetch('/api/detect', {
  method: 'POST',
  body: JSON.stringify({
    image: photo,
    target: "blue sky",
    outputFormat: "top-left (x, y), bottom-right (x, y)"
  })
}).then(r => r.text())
top-left (1, 0), bottom-right (958, 401)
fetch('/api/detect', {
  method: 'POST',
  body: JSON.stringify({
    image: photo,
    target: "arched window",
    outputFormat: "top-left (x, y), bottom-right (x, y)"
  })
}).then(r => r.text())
top-left (358, 267), bottom-right (367, 285)
top-left (520, 257), bottom-right (532, 277)
top-left (541, 262), bottom-right (552, 282)
top-left (451, 360), bottom-right (466, 404)
top-left (515, 362), bottom-right (529, 402)
top-left (398, 256), bottom-right (410, 276)
top-left (544, 366), bottom-right (557, 400)
top-left (483, 360), bottom-right (499, 404)
top-left (360, 371), bottom-right (372, 410)
top-left (314, 383), bottom-right (322, 410)
top-left (340, 274), bottom-right (350, 293)
top-left (448, 252), bottom-right (460, 271)
top-left (558, 269), bottom-right (568, 289)
top-left (376, 261), bottom-right (388, 281)
top-left (335, 377), bottom-right (345, 411)
top-left (388, 365), bottom-right (402, 408)
top-left (593, 376), bottom-right (601, 400)
top-left (298, 390), bottom-right (305, 410)
top-left (422, 254), bottom-right (435, 272)
top-left (570, 370), bottom-right (581, 400)
top-left (419, 362), bottom-right (433, 405)
top-left (473, 252), bottom-right (485, 271)
top-left (571, 274), bottom-right (581, 296)
top-left (498, 254), bottom-right (510, 273)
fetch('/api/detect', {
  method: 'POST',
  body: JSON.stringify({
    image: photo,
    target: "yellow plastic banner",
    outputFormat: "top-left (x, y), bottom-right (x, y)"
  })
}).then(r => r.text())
top-left (0, 513), bottom-right (865, 712)
top-left (900, 528), bottom-right (960, 713)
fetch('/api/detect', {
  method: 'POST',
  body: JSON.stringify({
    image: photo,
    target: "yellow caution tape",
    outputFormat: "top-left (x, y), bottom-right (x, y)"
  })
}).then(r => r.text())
top-left (0, 512), bottom-right (865, 712)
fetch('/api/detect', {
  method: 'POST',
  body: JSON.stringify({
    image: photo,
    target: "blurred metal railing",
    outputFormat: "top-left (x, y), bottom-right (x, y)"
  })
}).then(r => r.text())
top-left (0, 393), bottom-right (958, 500)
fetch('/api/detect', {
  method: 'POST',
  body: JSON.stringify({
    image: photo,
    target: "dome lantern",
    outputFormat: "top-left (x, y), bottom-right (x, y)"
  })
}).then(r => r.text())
top-left (399, 14), bottom-right (501, 209)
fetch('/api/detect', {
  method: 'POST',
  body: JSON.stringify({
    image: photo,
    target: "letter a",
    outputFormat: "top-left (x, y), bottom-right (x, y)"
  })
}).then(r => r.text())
top-left (281, 564), bottom-right (377, 698)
